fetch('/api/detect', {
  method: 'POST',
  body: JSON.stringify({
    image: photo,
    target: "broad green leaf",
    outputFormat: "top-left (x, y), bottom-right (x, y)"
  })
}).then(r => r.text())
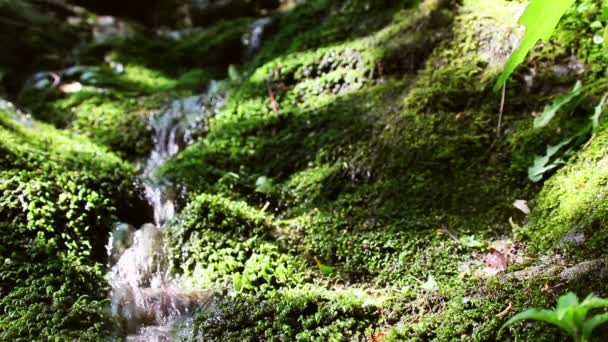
top-left (591, 94), bottom-right (607, 130)
top-left (503, 308), bottom-right (576, 336)
top-left (533, 81), bottom-right (583, 128)
top-left (582, 312), bottom-right (608, 340)
top-left (556, 293), bottom-right (581, 326)
top-left (494, 0), bottom-right (576, 91)
top-left (557, 292), bottom-right (580, 311)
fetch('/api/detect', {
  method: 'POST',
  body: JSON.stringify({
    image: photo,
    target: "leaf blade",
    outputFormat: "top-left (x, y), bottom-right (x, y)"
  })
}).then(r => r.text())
top-left (494, 0), bottom-right (576, 91)
top-left (503, 308), bottom-right (576, 336)
top-left (533, 81), bottom-right (583, 128)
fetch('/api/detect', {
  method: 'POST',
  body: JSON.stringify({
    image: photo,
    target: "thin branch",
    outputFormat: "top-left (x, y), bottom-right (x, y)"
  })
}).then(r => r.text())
top-left (497, 84), bottom-right (506, 138)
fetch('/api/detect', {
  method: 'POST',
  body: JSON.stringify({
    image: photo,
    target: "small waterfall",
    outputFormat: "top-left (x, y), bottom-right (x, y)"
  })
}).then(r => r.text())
top-left (243, 17), bottom-right (273, 57)
top-left (107, 81), bottom-right (225, 340)
top-left (105, 16), bottom-right (273, 340)
top-left (144, 96), bottom-right (202, 226)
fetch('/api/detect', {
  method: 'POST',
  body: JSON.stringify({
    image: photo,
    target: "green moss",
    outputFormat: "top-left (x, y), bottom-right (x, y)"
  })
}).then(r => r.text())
top-left (4, 0), bottom-right (607, 339)
top-left (190, 285), bottom-right (381, 341)
top-left (0, 241), bottom-right (110, 341)
top-left (166, 194), bottom-right (307, 292)
top-left (524, 122), bottom-right (608, 258)
top-left (154, 0), bottom-right (608, 340)
top-left (384, 276), bottom-right (562, 341)
top-left (0, 103), bottom-right (147, 340)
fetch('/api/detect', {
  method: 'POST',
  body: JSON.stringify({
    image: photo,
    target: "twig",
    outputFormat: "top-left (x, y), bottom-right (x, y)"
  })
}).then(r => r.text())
top-left (266, 82), bottom-right (279, 114)
top-left (496, 302), bottom-right (513, 318)
top-left (440, 224), bottom-right (460, 244)
top-left (266, 65), bottom-right (281, 114)
top-left (497, 84), bottom-right (506, 138)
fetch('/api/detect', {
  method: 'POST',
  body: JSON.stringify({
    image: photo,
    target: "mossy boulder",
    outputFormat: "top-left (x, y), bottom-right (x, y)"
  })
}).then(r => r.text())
top-left (0, 100), bottom-right (148, 340)
top-left (525, 123), bottom-right (608, 260)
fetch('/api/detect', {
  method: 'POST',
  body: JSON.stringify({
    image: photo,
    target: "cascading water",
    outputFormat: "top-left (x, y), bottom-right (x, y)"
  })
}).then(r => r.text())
top-left (106, 81), bottom-right (225, 341)
top-left (106, 17), bottom-right (273, 340)
top-left (243, 17), bottom-right (273, 57)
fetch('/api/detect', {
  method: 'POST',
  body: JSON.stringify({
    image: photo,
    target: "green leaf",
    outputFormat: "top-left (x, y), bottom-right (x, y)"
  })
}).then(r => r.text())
top-left (533, 81), bottom-right (583, 128)
top-left (503, 308), bottom-right (576, 336)
top-left (582, 312), bottom-right (608, 340)
top-left (581, 294), bottom-right (608, 310)
top-left (601, 4), bottom-right (608, 21)
top-left (494, 0), bottom-right (576, 91)
top-left (557, 292), bottom-right (580, 311)
top-left (255, 176), bottom-right (275, 194)
top-left (591, 94), bottom-right (607, 130)
top-left (528, 137), bottom-right (573, 182)
top-left (314, 257), bottom-right (334, 276)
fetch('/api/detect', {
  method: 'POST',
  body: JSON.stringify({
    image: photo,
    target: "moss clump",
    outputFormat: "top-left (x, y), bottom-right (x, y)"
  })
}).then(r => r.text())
top-left (0, 102), bottom-right (147, 340)
top-left (166, 193), bottom-right (307, 292)
top-left (0, 236), bottom-right (110, 341)
top-left (190, 285), bottom-right (380, 341)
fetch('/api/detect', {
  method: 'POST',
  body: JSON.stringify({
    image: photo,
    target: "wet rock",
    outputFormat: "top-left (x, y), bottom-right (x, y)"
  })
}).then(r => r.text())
top-left (108, 222), bottom-right (136, 265)
top-left (113, 286), bottom-right (213, 334)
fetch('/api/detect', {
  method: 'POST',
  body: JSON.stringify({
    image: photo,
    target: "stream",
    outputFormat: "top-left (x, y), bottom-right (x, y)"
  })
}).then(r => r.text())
top-left (107, 83), bottom-right (224, 341)
top-left (105, 17), bottom-right (272, 341)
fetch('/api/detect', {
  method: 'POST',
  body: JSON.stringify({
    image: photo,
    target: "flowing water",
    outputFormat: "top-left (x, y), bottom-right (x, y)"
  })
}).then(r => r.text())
top-left (243, 17), bottom-right (273, 57)
top-left (107, 82), bottom-right (225, 341)
top-left (105, 17), bottom-right (273, 340)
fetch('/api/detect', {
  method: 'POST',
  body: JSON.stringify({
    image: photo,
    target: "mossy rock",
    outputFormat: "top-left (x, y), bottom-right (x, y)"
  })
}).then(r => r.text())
top-left (525, 123), bottom-right (608, 260)
top-left (0, 101), bottom-right (148, 340)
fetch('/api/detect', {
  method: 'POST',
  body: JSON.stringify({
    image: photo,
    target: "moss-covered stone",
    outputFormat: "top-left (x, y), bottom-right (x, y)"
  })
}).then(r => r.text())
top-left (524, 122), bottom-right (608, 259)
top-left (0, 101), bottom-right (148, 340)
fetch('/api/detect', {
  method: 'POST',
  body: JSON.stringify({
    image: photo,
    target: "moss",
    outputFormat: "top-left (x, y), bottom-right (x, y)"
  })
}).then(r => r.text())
top-left (0, 241), bottom-right (111, 341)
top-left (524, 122), bottom-right (608, 259)
top-left (154, 0), bottom-right (608, 340)
top-left (4, 0), bottom-right (608, 339)
top-left (383, 275), bottom-right (563, 341)
top-left (166, 193), bottom-right (307, 293)
top-left (0, 103), bottom-right (147, 340)
top-left (190, 285), bottom-right (381, 341)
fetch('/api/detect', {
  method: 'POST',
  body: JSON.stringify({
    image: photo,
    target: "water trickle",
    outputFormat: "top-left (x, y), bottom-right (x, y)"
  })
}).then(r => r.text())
top-left (243, 17), bottom-right (273, 57)
top-left (107, 81), bottom-right (225, 339)
top-left (106, 16), bottom-right (273, 339)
